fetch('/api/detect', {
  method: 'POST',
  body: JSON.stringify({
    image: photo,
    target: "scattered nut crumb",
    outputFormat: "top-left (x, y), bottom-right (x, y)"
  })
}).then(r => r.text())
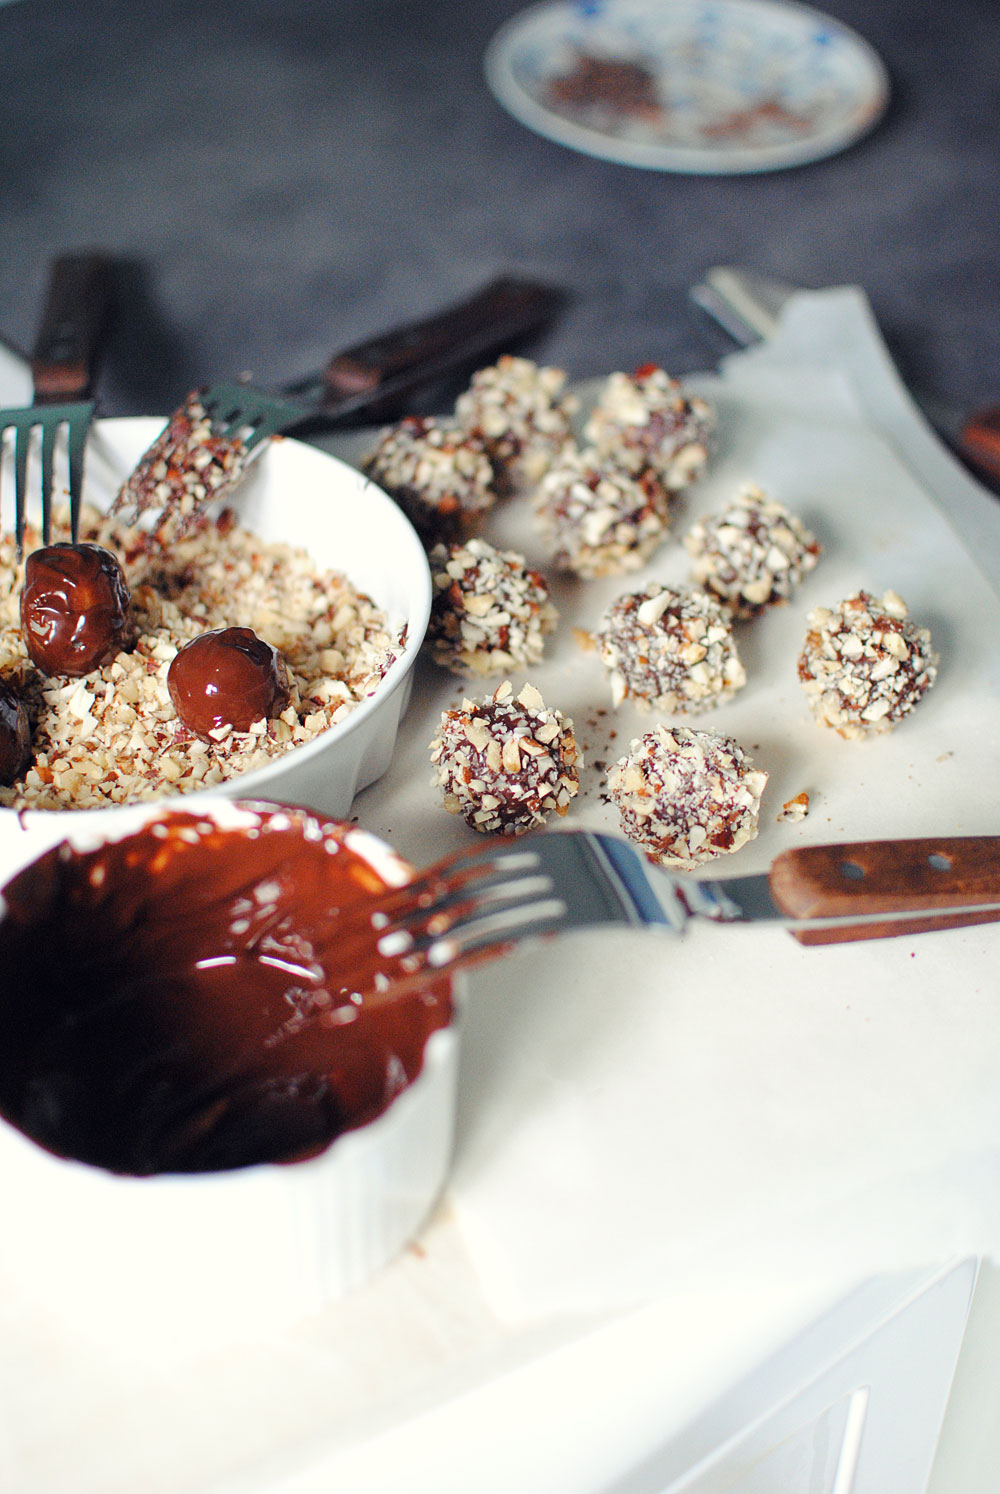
top-left (778, 792), bottom-right (810, 823)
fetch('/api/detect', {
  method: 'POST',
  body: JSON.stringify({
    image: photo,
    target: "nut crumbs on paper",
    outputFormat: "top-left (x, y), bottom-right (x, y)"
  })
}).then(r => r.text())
top-left (778, 792), bottom-right (810, 822)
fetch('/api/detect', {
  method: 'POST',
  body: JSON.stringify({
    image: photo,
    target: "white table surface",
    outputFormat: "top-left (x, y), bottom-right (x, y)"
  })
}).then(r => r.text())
top-left (1, 294), bottom-right (999, 1491)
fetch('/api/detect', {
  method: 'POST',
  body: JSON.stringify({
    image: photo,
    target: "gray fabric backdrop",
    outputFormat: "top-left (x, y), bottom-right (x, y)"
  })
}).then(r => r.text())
top-left (0, 0), bottom-right (997, 420)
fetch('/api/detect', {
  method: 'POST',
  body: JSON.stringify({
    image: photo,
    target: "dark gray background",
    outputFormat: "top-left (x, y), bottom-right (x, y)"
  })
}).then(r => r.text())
top-left (1, 0), bottom-right (997, 419)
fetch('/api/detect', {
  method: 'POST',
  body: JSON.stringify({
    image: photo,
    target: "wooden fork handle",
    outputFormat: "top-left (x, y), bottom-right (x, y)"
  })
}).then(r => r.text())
top-left (769, 836), bottom-right (1000, 945)
top-left (322, 275), bottom-right (565, 407)
top-left (31, 251), bottom-right (115, 403)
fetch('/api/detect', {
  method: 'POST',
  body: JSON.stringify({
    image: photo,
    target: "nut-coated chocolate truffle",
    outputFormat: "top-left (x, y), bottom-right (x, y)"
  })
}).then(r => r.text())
top-left (429, 680), bottom-right (581, 835)
top-left (168, 626), bottom-right (290, 739)
top-left (20, 543), bottom-right (133, 677)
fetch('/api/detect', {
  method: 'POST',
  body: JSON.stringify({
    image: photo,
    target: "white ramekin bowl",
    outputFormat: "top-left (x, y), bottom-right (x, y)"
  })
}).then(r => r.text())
top-left (0, 798), bottom-right (460, 1355)
top-left (0, 416), bottom-right (431, 873)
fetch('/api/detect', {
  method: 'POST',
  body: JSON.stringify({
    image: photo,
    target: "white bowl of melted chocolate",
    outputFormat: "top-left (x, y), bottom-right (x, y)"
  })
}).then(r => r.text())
top-left (0, 797), bottom-right (459, 1342)
top-left (0, 409), bottom-right (431, 865)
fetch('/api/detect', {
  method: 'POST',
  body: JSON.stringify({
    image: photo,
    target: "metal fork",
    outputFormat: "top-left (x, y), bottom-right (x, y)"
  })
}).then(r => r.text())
top-left (112, 276), bottom-right (565, 534)
top-left (196, 381), bottom-right (309, 455)
top-left (362, 829), bottom-right (1000, 996)
top-left (1, 251), bottom-right (113, 555)
top-left (202, 276), bottom-right (569, 452)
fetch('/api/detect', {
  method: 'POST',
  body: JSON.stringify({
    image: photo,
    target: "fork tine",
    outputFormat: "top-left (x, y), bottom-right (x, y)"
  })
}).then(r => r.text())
top-left (13, 420), bottom-right (30, 558)
top-left (65, 406), bottom-right (90, 543)
top-left (385, 842), bottom-right (541, 909)
top-left (374, 830), bottom-right (691, 978)
top-left (376, 840), bottom-right (569, 967)
top-left (38, 415), bottom-right (58, 546)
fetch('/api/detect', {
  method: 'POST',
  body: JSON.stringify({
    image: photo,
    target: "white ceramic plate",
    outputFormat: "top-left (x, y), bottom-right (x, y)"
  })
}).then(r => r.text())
top-left (484, 0), bottom-right (889, 173)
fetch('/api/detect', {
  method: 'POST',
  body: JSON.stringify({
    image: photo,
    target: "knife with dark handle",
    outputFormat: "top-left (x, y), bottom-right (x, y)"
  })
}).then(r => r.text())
top-left (281, 273), bottom-right (568, 426)
top-left (29, 251), bottom-right (115, 404)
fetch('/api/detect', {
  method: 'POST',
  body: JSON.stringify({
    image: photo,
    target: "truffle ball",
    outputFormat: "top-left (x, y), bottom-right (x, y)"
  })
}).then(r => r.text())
top-left (427, 538), bottom-right (558, 677)
top-left (0, 680), bottom-right (31, 786)
top-left (454, 355), bottom-right (576, 493)
top-left (534, 446), bottom-right (674, 577)
top-left (583, 365), bottom-right (713, 491)
top-left (429, 680), bottom-right (581, 835)
top-left (20, 542), bottom-right (133, 677)
top-left (684, 483), bottom-right (821, 618)
top-left (168, 626), bottom-right (290, 739)
top-left (797, 590), bottom-right (938, 739)
top-left (608, 726), bottom-right (768, 869)
top-left (594, 583), bottom-right (746, 713)
top-left (362, 416), bottom-right (496, 546)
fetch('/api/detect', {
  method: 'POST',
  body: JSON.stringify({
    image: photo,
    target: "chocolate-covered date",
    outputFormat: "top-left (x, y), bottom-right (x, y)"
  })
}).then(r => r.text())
top-left (20, 542), bottom-right (133, 677)
top-left (168, 626), bottom-right (290, 738)
top-left (0, 680), bottom-right (31, 785)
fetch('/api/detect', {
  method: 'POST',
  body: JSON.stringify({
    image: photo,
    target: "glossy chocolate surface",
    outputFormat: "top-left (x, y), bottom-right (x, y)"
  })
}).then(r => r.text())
top-left (0, 680), bottom-right (31, 785)
top-left (0, 808), bottom-right (452, 1175)
top-left (167, 626), bottom-right (290, 738)
top-left (20, 542), bottom-right (133, 677)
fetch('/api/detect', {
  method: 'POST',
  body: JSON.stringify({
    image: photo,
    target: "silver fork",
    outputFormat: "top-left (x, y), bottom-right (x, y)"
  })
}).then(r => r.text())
top-left (1, 251), bottom-right (113, 555)
top-left (367, 829), bottom-right (1000, 991)
top-left (111, 276), bottom-right (565, 534)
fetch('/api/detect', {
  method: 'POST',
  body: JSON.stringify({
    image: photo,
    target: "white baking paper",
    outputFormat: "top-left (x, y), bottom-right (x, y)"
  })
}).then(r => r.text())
top-left (351, 287), bottom-right (1000, 1322)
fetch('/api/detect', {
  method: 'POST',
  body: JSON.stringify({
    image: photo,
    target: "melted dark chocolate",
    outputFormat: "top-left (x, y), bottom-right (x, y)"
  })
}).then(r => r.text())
top-left (167, 626), bottom-right (290, 738)
top-left (20, 542), bottom-right (133, 677)
top-left (0, 808), bottom-right (452, 1175)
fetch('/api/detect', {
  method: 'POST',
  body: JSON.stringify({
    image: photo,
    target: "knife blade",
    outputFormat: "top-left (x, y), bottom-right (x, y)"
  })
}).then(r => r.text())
top-left (690, 266), bottom-right (1000, 492)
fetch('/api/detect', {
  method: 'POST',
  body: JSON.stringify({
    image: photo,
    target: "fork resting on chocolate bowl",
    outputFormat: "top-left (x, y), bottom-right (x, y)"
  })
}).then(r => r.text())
top-left (0, 808), bottom-right (997, 1175)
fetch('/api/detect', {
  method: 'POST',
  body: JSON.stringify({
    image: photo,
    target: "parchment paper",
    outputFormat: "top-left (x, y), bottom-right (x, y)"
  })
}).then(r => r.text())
top-left (349, 287), bottom-right (1000, 1321)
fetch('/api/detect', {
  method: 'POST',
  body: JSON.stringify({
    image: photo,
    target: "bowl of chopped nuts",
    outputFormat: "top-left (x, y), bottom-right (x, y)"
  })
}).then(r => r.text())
top-left (0, 413), bottom-right (432, 868)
